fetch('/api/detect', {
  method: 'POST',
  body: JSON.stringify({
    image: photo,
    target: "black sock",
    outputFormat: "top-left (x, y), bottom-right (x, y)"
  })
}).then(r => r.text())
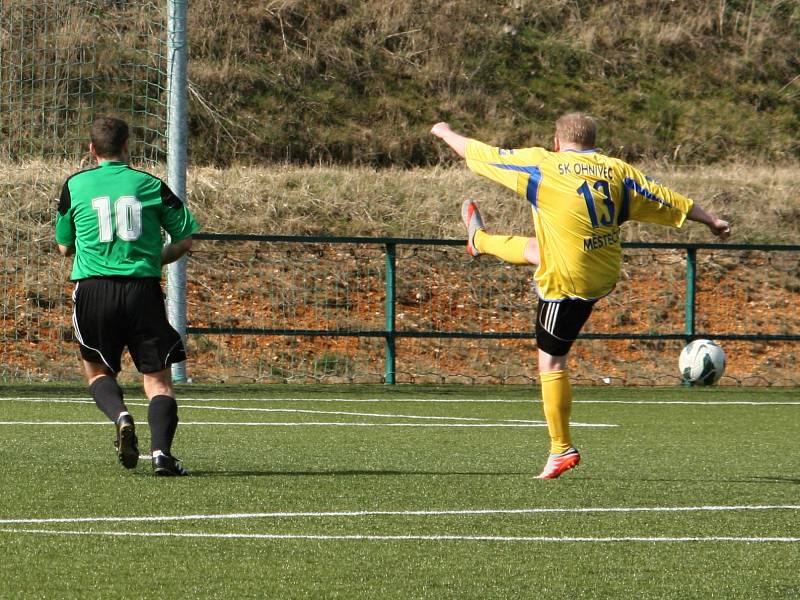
top-left (89, 375), bottom-right (127, 422)
top-left (148, 395), bottom-right (179, 454)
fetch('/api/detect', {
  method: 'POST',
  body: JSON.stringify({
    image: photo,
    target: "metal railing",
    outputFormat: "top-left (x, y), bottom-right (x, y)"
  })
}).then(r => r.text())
top-left (188, 234), bottom-right (800, 384)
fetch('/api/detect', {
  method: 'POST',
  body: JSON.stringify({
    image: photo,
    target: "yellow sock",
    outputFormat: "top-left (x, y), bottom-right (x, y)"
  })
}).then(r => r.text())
top-left (473, 230), bottom-right (531, 265)
top-left (539, 370), bottom-right (573, 454)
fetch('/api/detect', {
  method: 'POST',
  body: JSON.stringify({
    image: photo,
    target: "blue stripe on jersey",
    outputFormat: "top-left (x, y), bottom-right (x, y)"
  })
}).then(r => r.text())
top-left (623, 177), bottom-right (673, 208)
top-left (526, 169), bottom-right (541, 208)
top-left (618, 185), bottom-right (630, 225)
top-left (489, 163), bottom-right (542, 208)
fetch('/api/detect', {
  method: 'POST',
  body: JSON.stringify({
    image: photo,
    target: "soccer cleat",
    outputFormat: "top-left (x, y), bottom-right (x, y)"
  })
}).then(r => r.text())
top-left (114, 414), bottom-right (139, 470)
top-left (461, 199), bottom-right (485, 257)
top-left (535, 447), bottom-right (580, 480)
top-left (152, 452), bottom-right (189, 476)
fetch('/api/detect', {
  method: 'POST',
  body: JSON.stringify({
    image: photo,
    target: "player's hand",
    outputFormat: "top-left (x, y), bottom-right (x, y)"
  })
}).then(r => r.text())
top-left (430, 122), bottom-right (452, 138)
top-left (430, 122), bottom-right (468, 157)
top-left (708, 218), bottom-right (731, 240)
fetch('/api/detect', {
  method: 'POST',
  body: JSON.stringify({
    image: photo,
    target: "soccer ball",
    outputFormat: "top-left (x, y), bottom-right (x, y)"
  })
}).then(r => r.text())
top-left (679, 339), bottom-right (726, 386)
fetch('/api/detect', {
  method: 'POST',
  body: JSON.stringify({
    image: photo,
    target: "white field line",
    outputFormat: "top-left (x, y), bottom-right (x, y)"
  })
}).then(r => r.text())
top-left (0, 504), bottom-right (798, 525)
top-left (177, 398), bottom-right (800, 406)
top-left (2, 397), bottom-right (799, 406)
top-left (575, 400), bottom-right (800, 405)
top-left (0, 396), bottom-right (537, 404)
top-left (0, 397), bottom-right (616, 427)
top-left (178, 404), bottom-right (534, 423)
top-left (0, 397), bottom-right (535, 422)
top-left (0, 421), bottom-right (612, 428)
top-left (0, 528), bottom-right (797, 543)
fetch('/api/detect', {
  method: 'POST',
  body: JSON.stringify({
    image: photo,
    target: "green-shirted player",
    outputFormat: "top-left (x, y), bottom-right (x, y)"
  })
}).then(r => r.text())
top-left (55, 116), bottom-right (200, 476)
top-left (431, 113), bottom-right (731, 479)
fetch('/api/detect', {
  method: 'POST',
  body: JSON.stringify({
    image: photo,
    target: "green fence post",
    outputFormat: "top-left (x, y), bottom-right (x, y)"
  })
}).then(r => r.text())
top-left (384, 242), bottom-right (397, 384)
top-left (682, 247), bottom-right (698, 387)
top-left (685, 247), bottom-right (697, 341)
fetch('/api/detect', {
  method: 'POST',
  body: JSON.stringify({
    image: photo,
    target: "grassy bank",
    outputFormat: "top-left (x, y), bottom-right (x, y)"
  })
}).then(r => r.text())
top-left (183, 0), bottom-right (800, 165)
top-left (4, 160), bottom-right (797, 244)
top-left (3, 1), bottom-right (799, 166)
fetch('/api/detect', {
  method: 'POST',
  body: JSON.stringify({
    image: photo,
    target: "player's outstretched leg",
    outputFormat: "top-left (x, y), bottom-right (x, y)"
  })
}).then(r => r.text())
top-left (461, 200), bottom-right (537, 265)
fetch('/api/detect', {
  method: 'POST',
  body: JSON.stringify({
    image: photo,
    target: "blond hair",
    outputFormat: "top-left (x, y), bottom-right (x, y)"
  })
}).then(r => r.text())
top-left (555, 112), bottom-right (597, 148)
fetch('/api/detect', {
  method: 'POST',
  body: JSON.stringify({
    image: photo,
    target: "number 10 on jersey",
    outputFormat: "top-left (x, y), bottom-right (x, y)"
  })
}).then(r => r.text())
top-left (92, 196), bottom-right (143, 242)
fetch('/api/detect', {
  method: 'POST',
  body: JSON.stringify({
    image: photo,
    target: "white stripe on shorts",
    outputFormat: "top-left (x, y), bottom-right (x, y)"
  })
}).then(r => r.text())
top-left (545, 302), bottom-right (559, 334)
top-left (71, 281), bottom-right (116, 373)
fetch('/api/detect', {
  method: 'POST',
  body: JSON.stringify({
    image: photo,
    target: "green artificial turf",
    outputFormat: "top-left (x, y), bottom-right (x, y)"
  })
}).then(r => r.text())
top-left (0, 385), bottom-right (798, 599)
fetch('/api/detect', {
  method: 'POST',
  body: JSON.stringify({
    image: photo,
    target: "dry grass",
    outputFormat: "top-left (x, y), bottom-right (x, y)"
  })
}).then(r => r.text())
top-left (1, 160), bottom-right (798, 243)
top-left (189, 161), bottom-right (799, 243)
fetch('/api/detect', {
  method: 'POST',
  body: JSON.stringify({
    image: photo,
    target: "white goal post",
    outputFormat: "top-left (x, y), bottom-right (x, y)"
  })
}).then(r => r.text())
top-left (165, 0), bottom-right (189, 383)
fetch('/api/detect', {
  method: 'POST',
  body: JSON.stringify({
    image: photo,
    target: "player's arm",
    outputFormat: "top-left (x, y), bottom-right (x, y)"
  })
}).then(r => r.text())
top-left (158, 180), bottom-right (200, 266)
top-left (430, 122), bottom-right (469, 158)
top-left (431, 122), bottom-right (545, 197)
top-left (620, 164), bottom-right (730, 239)
top-left (161, 236), bottom-right (193, 266)
top-left (686, 203), bottom-right (731, 239)
top-left (620, 164), bottom-right (695, 228)
top-left (55, 181), bottom-right (76, 256)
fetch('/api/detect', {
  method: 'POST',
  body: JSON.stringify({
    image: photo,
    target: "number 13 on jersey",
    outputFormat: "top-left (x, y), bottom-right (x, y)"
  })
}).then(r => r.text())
top-left (577, 180), bottom-right (615, 228)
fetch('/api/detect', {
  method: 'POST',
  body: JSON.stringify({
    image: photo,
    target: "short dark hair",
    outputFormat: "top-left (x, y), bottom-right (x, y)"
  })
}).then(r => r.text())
top-left (555, 112), bottom-right (597, 148)
top-left (91, 116), bottom-right (129, 158)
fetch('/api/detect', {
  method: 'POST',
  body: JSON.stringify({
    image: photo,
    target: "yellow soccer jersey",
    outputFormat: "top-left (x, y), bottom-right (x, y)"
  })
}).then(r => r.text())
top-left (465, 140), bottom-right (694, 300)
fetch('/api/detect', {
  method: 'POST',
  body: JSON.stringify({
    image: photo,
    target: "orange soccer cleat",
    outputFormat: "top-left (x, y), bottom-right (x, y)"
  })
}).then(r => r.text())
top-left (535, 447), bottom-right (580, 480)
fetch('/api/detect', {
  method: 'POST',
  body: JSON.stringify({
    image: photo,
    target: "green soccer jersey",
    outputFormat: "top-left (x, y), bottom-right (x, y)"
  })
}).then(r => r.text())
top-left (55, 161), bottom-right (200, 279)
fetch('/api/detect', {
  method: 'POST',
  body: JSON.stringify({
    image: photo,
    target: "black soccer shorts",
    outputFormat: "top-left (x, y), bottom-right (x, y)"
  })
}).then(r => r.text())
top-left (72, 277), bottom-right (187, 373)
top-left (535, 297), bottom-right (596, 357)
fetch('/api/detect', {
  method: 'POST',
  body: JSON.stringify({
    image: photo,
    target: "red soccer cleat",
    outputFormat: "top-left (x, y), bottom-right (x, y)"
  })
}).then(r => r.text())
top-left (535, 447), bottom-right (580, 480)
top-left (461, 199), bottom-right (485, 257)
